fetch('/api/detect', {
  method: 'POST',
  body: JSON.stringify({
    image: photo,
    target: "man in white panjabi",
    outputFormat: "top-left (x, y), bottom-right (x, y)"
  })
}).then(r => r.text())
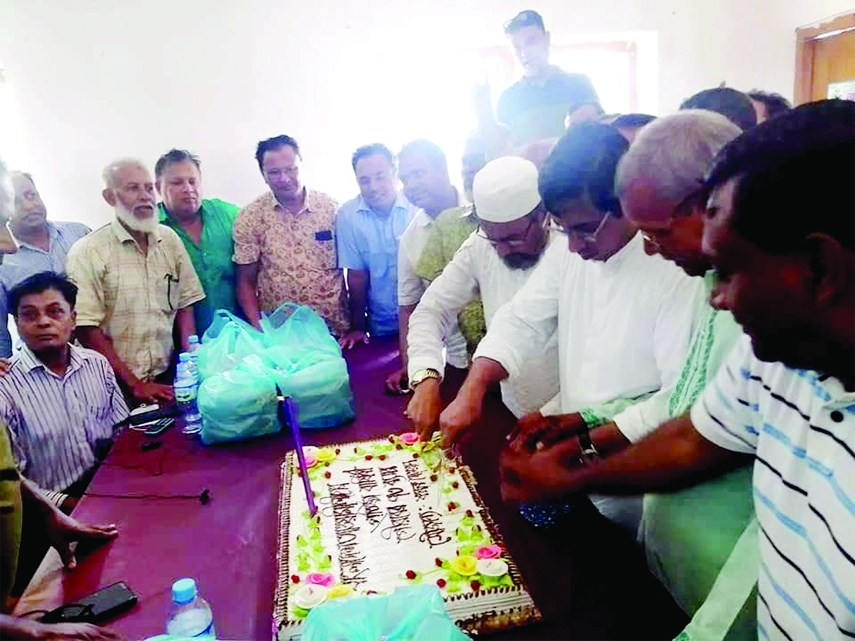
top-left (438, 123), bottom-right (705, 532)
top-left (406, 157), bottom-right (560, 437)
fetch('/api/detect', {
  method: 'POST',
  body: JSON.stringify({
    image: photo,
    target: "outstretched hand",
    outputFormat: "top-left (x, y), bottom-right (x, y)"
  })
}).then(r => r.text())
top-left (44, 509), bottom-right (118, 570)
top-left (338, 330), bottom-right (369, 350)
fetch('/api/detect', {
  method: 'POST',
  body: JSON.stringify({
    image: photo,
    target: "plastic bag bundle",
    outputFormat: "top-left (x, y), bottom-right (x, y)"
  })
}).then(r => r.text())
top-left (302, 585), bottom-right (469, 641)
top-left (195, 303), bottom-right (355, 443)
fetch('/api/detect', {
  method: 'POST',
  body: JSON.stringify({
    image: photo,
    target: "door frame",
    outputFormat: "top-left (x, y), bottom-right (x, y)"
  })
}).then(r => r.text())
top-left (795, 12), bottom-right (855, 104)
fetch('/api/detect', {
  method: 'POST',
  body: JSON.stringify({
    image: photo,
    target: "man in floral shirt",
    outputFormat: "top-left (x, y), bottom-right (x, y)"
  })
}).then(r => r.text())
top-left (233, 135), bottom-right (348, 336)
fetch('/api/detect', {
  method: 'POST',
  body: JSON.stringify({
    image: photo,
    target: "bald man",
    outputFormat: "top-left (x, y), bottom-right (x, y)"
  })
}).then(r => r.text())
top-left (66, 159), bottom-right (205, 404)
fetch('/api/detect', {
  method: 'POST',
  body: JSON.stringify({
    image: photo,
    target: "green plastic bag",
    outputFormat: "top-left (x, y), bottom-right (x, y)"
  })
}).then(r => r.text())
top-left (197, 356), bottom-right (280, 445)
top-left (302, 585), bottom-right (469, 641)
top-left (260, 302), bottom-right (342, 358)
top-left (197, 310), bottom-right (263, 381)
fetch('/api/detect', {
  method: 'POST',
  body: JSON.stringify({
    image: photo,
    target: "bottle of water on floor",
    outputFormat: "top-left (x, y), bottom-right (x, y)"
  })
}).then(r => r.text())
top-left (166, 578), bottom-right (216, 638)
top-left (180, 351), bottom-right (199, 384)
top-left (174, 355), bottom-right (202, 435)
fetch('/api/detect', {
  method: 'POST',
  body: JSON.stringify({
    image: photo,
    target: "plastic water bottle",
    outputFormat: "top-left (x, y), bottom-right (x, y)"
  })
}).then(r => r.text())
top-left (179, 351), bottom-right (199, 385)
top-left (187, 335), bottom-right (200, 369)
top-left (166, 578), bottom-right (215, 638)
top-left (174, 359), bottom-right (202, 435)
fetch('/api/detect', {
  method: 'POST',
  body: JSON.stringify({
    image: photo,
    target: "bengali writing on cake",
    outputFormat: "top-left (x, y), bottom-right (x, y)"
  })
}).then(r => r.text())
top-left (319, 458), bottom-right (452, 588)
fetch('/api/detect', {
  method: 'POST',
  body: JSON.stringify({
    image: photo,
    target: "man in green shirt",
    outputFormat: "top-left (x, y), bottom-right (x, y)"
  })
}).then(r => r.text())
top-left (155, 149), bottom-right (241, 335)
top-left (502, 111), bottom-right (755, 640)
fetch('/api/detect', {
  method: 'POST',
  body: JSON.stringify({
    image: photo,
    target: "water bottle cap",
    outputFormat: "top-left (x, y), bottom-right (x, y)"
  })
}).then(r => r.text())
top-left (188, 335), bottom-right (199, 345)
top-left (178, 352), bottom-right (191, 362)
top-left (172, 578), bottom-right (198, 604)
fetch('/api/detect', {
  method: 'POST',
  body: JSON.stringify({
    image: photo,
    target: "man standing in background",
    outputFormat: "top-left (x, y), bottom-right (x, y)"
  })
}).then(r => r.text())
top-left (0, 173), bottom-right (89, 356)
top-left (67, 159), bottom-right (205, 404)
top-left (156, 149), bottom-right (240, 336)
top-left (386, 140), bottom-right (469, 393)
top-left (336, 144), bottom-right (418, 349)
top-left (497, 10), bottom-right (599, 144)
top-left (233, 135), bottom-right (348, 337)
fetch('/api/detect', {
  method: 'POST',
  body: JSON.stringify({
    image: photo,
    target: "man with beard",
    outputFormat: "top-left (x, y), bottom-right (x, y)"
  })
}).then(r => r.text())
top-left (0, 172), bottom-right (90, 356)
top-left (66, 159), bottom-right (205, 404)
top-left (407, 156), bottom-right (560, 433)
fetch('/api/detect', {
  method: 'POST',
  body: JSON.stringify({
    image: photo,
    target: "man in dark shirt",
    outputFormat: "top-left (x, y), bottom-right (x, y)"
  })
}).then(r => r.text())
top-left (497, 10), bottom-right (599, 144)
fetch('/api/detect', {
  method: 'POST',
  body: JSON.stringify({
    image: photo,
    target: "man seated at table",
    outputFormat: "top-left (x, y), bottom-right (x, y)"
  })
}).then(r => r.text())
top-left (385, 140), bottom-right (471, 393)
top-left (506, 110), bottom-right (756, 638)
top-left (407, 156), bottom-right (560, 433)
top-left (439, 123), bottom-right (704, 532)
top-left (336, 144), bottom-right (418, 349)
top-left (1, 271), bottom-right (128, 508)
top-left (67, 159), bottom-right (205, 404)
top-left (499, 99), bottom-right (855, 641)
top-left (0, 172), bottom-right (90, 357)
top-left (156, 149), bottom-right (241, 336)
top-left (0, 156), bottom-right (122, 641)
top-left (233, 135), bottom-right (348, 337)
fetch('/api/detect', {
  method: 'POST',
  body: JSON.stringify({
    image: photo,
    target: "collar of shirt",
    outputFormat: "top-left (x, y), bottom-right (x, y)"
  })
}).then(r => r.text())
top-left (355, 193), bottom-right (410, 216)
top-left (601, 230), bottom-right (643, 272)
top-left (12, 222), bottom-right (58, 254)
top-left (110, 217), bottom-right (161, 246)
top-left (416, 190), bottom-right (463, 227)
top-left (16, 343), bottom-right (92, 379)
top-left (792, 368), bottom-right (855, 409)
top-left (270, 188), bottom-right (314, 215)
top-left (158, 201), bottom-right (206, 226)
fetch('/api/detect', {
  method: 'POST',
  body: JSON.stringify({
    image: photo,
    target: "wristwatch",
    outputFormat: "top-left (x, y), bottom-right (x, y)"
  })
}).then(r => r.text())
top-left (576, 430), bottom-right (600, 463)
top-left (410, 368), bottom-right (441, 388)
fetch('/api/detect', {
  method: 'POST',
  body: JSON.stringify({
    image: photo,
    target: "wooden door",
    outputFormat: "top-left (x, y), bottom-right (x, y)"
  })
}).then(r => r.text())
top-left (796, 12), bottom-right (855, 104)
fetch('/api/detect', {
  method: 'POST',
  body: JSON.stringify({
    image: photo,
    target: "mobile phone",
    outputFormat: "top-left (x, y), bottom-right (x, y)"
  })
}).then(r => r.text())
top-left (41, 581), bottom-right (138, 624)
top-left (144, 417), bottom-right (175, 437)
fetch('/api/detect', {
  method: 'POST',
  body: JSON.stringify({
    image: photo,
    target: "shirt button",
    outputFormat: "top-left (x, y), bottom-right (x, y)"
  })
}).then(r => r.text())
top-left (831, 410), bottom-right (844, 423)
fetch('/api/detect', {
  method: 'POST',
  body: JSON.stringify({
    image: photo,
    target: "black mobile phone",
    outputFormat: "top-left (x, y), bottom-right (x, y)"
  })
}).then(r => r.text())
top-left (41, 581), bottom-right (138, 624)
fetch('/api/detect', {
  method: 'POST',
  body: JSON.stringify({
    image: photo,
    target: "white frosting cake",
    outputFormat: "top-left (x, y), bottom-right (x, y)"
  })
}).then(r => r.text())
top-left (274, 434), bottom-right (540, 639)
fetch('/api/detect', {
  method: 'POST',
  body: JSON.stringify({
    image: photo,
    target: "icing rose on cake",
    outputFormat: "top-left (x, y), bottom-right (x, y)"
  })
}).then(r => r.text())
top-left (301, 446), bottom-right (319, 469)
top-left (327, 584), bottom-right (354, 599)
top-left (316, 447), bottom-right (337, 463)
top-left (476, 558), bottom-right (509, 577)
top-left (450, 555), bottom-right (478, 576)
top-left (294, 584), bottom-right (328, 610)
top-left (399, 432), bottom-right (420, 446)
top-left (306, 572), bottom-right (336, 588)
top-left (474, 545), bottom-right (502, 559)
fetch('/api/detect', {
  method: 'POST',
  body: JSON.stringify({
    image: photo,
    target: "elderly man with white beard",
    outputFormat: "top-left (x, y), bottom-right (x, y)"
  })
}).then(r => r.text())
top-left (66, 159), bottom-right (205, 404)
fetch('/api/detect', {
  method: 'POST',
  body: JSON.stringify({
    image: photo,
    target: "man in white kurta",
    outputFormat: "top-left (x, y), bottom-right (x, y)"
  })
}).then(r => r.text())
top-left (406, 157), bottom-right (560, 434)
top-left (439, 123), bottom-right (704, 530)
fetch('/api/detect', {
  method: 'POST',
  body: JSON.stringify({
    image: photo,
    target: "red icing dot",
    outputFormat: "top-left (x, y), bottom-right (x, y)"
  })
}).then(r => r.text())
top-left (405, 570), bottom-right (417, 580)
top-left (430, 474), bottom-right (438, 482)
top-left (365, 455), bottom-right (373, 461)
top-left (412, 453), bottom-right (420, 459)
top-left (435, 558), bottom-right (443, 567)
top-left (396, 444), bottom-right (403, 450)
top-left (447, 502), bottom-right (457, 511)
top-left (388, 435), bottom-right (395, 443)
top-left (379, 454), bottom-right (387, 461)
top-left (291, 575), bottom-right (300, 584)
top-left (470, 580), bottom-right (481, 591)
top-left (465, 510), bottom-right (474, 518)
top-left (324, 471), bottom-right (331, 479)
top-left (335, 448), bottom-right (341, 454)
top-left (451, 481), bottom-right (459, 489)
top-left (437, 579), bottom-right (447, 588)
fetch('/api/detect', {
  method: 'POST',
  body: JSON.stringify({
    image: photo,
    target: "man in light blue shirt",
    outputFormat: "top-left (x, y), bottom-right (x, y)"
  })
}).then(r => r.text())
top-left (0, 173), bottom-right (89, 356)
top-left (336, 144), bottom-right (418, 348)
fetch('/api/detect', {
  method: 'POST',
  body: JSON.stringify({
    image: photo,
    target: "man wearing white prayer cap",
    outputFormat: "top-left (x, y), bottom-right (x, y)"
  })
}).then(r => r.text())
top-left (407, 156), bottom-right (561, 434)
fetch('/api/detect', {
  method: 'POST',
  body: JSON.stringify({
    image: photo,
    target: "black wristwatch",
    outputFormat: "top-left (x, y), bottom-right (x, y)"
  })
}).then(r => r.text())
top-left (577, 430), bottom-right (600, 462)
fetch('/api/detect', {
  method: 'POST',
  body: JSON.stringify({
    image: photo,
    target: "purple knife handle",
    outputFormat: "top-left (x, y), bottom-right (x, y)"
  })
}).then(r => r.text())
top-left (284, 397), bottom-right (317, 516)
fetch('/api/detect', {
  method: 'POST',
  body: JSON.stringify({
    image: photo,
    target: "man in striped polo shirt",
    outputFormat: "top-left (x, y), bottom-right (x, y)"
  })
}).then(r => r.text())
top-left (1, 271), bottom-right (128, 508)
top-left (499, 99), bottom-right (854, 639)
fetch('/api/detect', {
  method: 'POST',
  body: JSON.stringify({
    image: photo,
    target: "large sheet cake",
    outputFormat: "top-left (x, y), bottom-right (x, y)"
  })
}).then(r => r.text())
top-left (274, 434), bottom-right (541, 639)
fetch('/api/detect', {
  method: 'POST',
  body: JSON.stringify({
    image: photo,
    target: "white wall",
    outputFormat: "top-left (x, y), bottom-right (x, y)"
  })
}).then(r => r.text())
top-left (0, 0), bottom-right (845, 231)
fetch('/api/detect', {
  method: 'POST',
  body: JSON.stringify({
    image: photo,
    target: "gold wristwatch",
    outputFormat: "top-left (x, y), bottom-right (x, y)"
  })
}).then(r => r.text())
top-left (410, 368), bottom-right (441, 388)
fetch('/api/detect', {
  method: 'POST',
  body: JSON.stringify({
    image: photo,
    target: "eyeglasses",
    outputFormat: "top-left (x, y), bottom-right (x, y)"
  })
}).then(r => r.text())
top-left (476, 214), bottom-right (543, 247)
top-left (551, 212), bottom-right (612, 243)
